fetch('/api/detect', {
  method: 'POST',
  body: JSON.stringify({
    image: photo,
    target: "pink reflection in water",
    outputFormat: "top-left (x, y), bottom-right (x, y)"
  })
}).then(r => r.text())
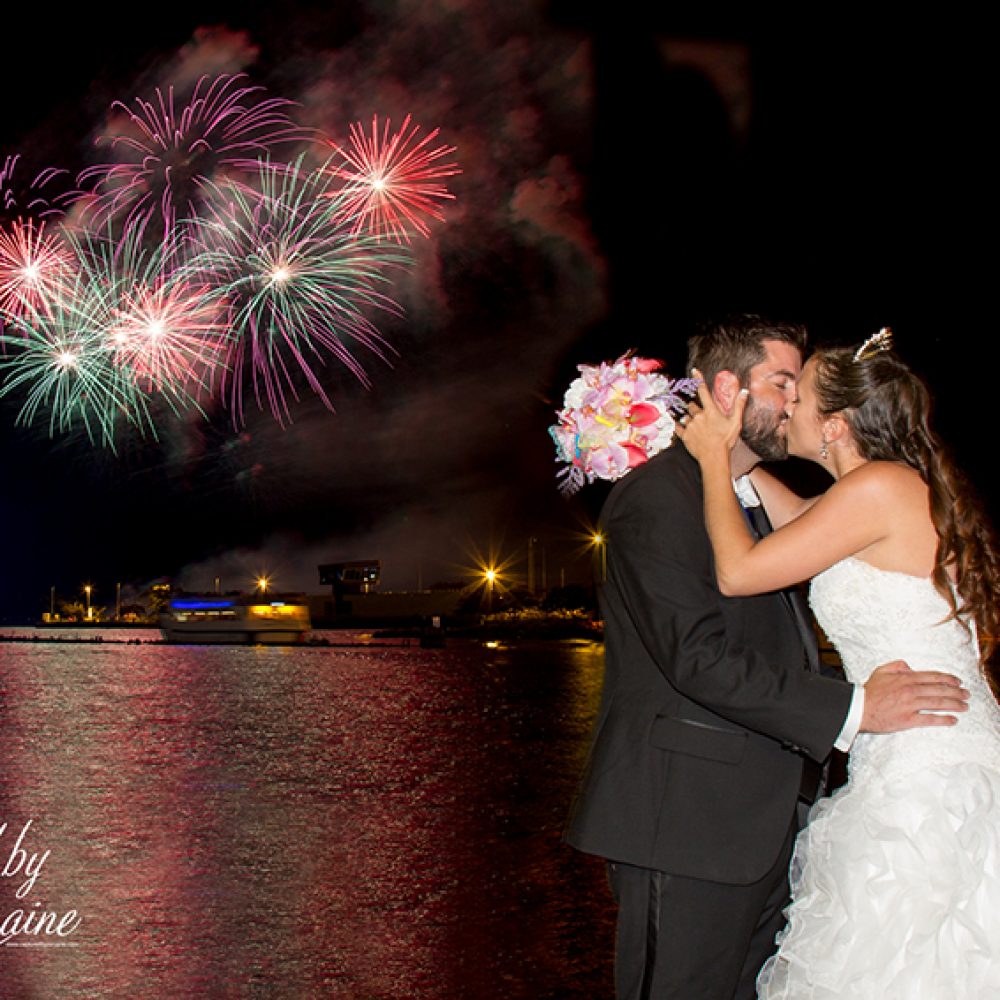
top-left (0, 636), bottom-right (612, 998)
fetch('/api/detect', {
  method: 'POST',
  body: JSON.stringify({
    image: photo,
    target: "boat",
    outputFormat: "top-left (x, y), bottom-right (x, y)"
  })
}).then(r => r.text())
top-left (158, 593), bottom-right (311, 645)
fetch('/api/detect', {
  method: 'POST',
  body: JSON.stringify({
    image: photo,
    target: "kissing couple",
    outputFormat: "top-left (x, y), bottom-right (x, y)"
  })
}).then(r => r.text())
top-left (560, 314), bottom-right (1000, 998)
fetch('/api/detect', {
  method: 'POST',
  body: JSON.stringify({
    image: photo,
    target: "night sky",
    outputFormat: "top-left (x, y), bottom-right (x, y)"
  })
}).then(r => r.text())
top-left (0, 5), bottom-right (992, 623)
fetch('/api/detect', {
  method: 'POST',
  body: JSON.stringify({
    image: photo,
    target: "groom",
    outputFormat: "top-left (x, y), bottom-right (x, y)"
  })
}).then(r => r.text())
top-left (564, 314), bottom-right (969, 999)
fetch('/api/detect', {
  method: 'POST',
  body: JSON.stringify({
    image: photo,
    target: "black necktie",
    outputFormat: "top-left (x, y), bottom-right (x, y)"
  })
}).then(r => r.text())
top-left (742, 502), bottom-right (821, 674)
top-left (743, 500), bottom-right (828, 800)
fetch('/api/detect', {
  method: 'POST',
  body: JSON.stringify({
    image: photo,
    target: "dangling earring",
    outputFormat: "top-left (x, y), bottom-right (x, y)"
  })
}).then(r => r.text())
top-left (819, 439), bottom-right (829, 460)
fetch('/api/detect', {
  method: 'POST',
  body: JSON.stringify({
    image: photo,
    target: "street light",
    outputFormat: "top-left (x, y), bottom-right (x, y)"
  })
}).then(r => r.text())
top-left (84, 584), bottom-right (93, 621)
top-left (465, 545), bottom-right (515, 616)
top-left (483, 568), bottom-right (497, 614)
top-left (592, 532), bottom-right (607, 582)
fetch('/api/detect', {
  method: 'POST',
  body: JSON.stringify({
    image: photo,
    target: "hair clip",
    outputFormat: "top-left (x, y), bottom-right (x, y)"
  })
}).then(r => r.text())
top-left (853, 327), bottom-right (893, 362)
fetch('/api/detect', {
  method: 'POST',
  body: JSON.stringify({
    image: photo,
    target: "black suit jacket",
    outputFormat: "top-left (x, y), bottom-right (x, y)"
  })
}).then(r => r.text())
top-left (565, 444), bottom-right (853, 885)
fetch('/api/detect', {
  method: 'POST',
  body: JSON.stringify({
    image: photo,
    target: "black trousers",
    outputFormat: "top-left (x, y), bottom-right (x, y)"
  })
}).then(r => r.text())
top-left (607, 816), bottom-right (797, 1000)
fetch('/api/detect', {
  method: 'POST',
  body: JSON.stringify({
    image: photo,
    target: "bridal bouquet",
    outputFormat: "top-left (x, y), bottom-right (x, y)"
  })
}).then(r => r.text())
top-left (549, 353), bottom-right (698, 495)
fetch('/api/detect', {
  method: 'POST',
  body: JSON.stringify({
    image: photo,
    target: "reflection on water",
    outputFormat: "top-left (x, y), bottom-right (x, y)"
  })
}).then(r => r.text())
top-left (0, 631), bottom-right (613, 999)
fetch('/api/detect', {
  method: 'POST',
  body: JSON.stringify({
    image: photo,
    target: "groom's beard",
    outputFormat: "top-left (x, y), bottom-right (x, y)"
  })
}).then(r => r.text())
top-left (741, 395), bottom-right (789, 462)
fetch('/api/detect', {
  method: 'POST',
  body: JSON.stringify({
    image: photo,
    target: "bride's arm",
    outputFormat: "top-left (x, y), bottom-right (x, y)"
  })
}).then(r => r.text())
top-left (748, 467), bottom-right (821, 529)
top-left (711, 466), bottom-right (890, 595)
top-left (677, 384), bottom-right (890, 596)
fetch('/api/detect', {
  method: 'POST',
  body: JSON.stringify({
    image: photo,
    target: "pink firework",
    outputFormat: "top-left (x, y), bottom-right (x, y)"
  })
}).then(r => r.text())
top-left (0, 219), bottom-right (74, 327)
top-left (75, 73), bottom-right (308, 237)
top-left (326, 114), bottom-right (460, 242)
top-left (107, 278), bottom-right (230, 399)
top-left (1, 154), bottom-right (72, 221)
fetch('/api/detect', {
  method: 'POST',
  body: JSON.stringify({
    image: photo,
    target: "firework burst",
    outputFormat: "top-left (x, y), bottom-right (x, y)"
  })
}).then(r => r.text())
top-left (179, 154), bottom-right (411, 425)
top-left (103, 228), bottom-right (231, 404)
top-left (325, 114), bottom-right (460, 242)
top-left (0, 218), bottom-right (76, 328)
top-left (74, 73), bottom-right (309, 239)
top-left (0, 268), bottom-right (143, 448)
top-left (0, 77), bottom-right (460, 446)
top-left (0, 225), bottom-right (224, 446)
top-left (1, 154), bottom-right (73, 222)
top-left (107, 281), bottom-right (229, 398)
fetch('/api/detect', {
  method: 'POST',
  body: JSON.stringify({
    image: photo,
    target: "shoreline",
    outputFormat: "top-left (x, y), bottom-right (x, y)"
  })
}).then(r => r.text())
top-left (0, 619), bottom-right (605, 647)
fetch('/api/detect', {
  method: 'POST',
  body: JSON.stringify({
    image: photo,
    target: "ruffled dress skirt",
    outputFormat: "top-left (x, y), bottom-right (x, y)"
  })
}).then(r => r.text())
top-left (757, 760), bottom-right (1000, 998)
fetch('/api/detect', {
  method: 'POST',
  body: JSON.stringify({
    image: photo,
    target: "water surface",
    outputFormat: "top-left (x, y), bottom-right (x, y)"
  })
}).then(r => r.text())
top-left (0, 630), bottom-right (614, 999)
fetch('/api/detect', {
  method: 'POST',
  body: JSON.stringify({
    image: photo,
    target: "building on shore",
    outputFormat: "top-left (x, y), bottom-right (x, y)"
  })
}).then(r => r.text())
top-left (307, 588), bottom-right (466, 628)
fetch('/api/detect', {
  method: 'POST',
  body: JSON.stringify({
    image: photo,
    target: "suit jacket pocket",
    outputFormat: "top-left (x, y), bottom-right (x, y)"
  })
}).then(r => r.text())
top-left (649, 715), bottom-right (748, 765)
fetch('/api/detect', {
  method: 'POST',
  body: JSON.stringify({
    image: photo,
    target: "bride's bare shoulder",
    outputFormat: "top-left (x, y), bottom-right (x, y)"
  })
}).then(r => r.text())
top-left (827, 462), bottom-right (931, 543)
top-left (835, 460), bottom-right (926, 499)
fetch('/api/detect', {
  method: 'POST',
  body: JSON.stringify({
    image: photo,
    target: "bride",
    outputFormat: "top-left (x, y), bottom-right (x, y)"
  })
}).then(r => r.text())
top-left (677, 330), bottom-right (1000, 998)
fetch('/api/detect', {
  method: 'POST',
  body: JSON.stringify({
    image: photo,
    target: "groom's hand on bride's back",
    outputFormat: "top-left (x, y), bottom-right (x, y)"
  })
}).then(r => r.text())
top-left (861, 660), bottom-right (970, 732)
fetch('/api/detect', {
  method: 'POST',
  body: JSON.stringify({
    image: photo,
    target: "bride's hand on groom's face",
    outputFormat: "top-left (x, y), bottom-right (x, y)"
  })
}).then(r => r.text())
top-left (674, 367), bottom-right (748, 460)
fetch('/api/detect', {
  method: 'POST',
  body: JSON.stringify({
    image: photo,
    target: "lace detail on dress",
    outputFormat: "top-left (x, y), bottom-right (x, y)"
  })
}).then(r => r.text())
top-left (757, 557), bottom-right (1000, 999)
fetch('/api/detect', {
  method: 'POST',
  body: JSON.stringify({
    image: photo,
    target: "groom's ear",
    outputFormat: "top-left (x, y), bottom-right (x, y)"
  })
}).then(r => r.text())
top-left (713, 370), bottom-right (742, 415)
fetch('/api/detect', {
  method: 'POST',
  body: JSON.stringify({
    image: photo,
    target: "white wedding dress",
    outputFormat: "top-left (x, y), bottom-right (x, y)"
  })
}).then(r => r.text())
top-left (757, 557), bottom-right (1000, 999)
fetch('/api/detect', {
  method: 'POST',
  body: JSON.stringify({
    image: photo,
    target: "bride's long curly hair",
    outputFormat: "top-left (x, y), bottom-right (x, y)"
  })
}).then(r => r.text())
top-left (812, 344), bottom-right (1000, 693)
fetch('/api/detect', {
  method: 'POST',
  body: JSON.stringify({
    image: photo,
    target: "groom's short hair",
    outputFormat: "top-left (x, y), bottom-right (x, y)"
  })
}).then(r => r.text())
top-left (687, 314), bottom-right (808, 387)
